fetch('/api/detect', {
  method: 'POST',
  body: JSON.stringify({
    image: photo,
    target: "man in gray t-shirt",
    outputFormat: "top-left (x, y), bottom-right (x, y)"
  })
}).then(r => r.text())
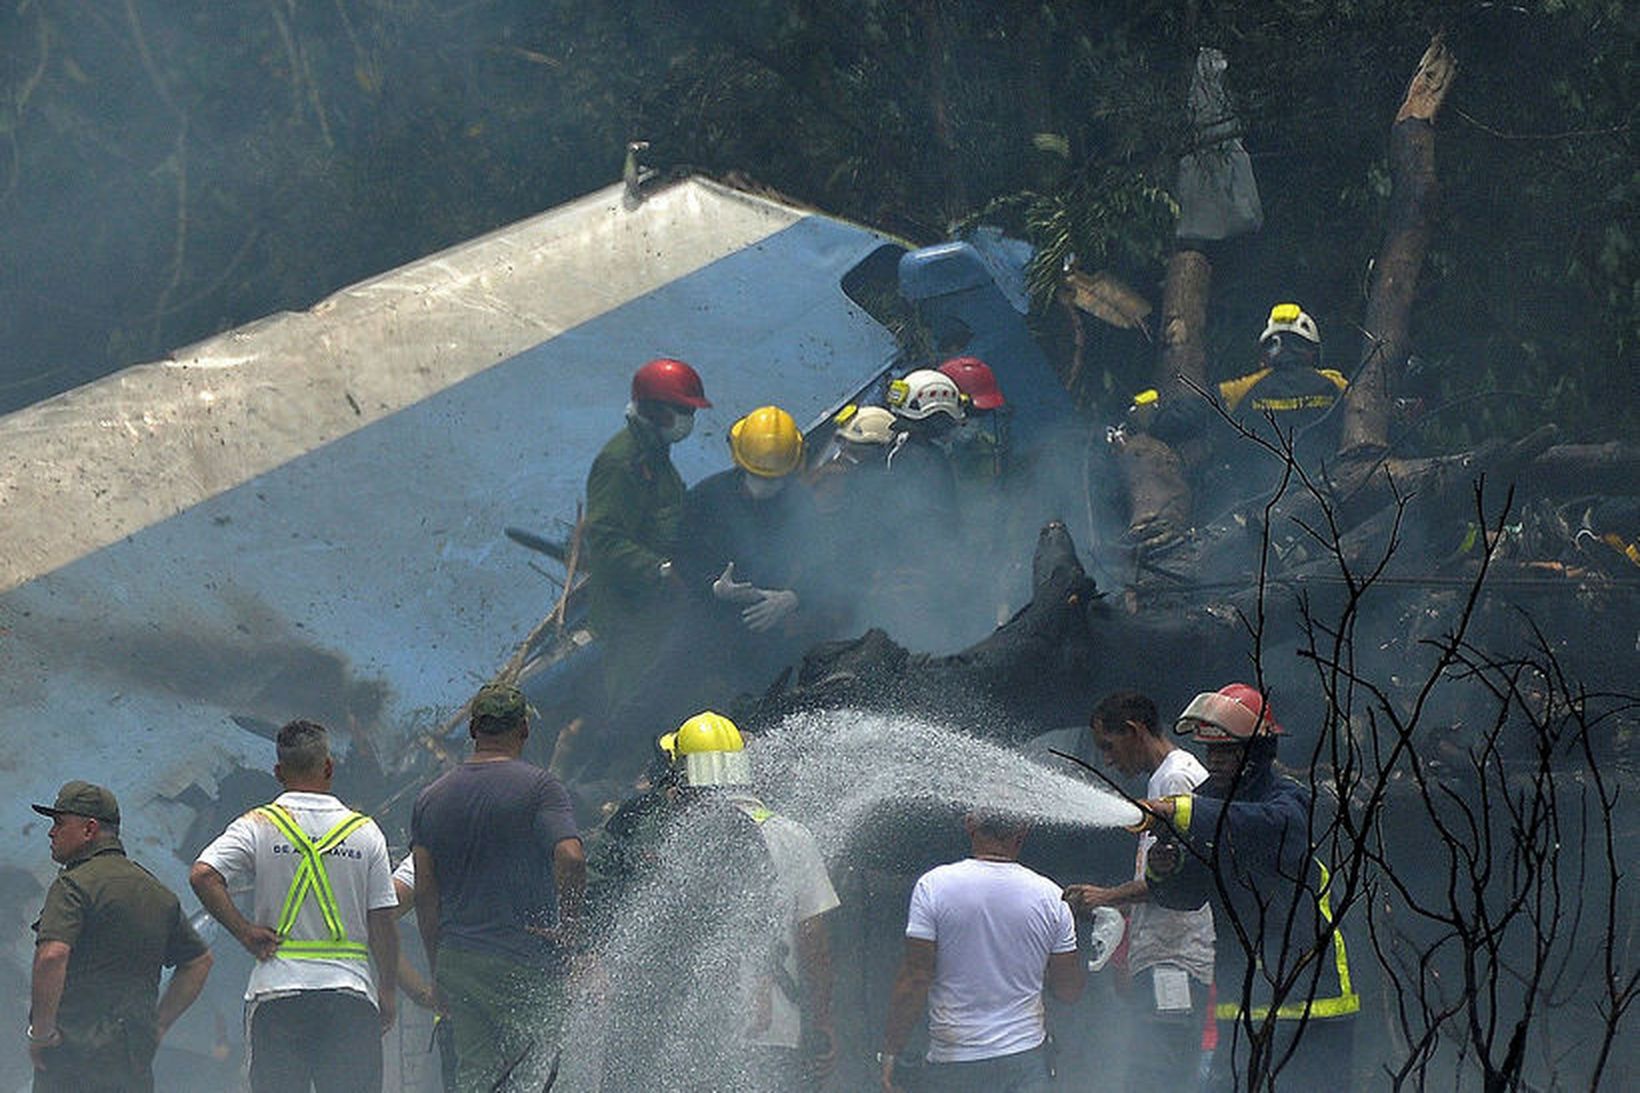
top-left (412, 682), bottom-right (584, 1093)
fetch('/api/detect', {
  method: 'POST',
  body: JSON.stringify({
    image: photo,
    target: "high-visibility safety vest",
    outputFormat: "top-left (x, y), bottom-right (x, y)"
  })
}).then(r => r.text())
top-left (254, 803), bottom-right (373, 961)
top-left (1215, 859), bottom-right (1360, 1022)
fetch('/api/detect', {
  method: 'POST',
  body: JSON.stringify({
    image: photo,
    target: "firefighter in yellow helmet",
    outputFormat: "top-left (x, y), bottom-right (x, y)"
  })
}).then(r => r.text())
top-left (678, 405), bottom-right (837, 632)
top-left (655, 711), bottom-right (840, 1086)
top-left (636, 406), bottom-right (846, 711)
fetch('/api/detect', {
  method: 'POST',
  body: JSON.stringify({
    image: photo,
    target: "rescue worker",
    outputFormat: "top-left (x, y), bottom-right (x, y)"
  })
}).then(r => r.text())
top-left (1138, 302), bottom-right (1348, 472)
top-left (583, 357), bottom-right (711, 714)
top-left (807, 404), bottom-right (896, 517)
top-left (606, 405), bottom-right (836, 742)
top-left (883, 368), bottom-right (964, 537)
top-left (191, 719), bottom-right (400, 1093)
top-left (878, 369), bottom-right (973, 647)
top-left (937, 356), bottom-right (1009, 483)
top-left (575, 358), bottom-right (710, 778)
top-left (682, 405), bottom-right (825, 635)
top-left (605, 712), bottom-right (838, 1090)
top-left (937, 355), bottom-right (1026, 623)
top-left (1135, 683), bottom-right (1359, 1090)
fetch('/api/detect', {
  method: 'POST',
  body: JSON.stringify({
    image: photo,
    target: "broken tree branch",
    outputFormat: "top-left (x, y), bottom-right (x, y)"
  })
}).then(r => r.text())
top-left (1339, 32), bottom-right (1457, 459)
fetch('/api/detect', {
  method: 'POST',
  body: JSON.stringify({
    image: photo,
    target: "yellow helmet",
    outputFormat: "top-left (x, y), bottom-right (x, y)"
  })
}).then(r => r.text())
top-left (658, 710), bottom-right (752, 787)
top-left (729, 406), bottom-right (805, 478)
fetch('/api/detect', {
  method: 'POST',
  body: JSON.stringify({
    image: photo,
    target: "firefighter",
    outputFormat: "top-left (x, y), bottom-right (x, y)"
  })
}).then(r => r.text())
top-left (1134, 298), bottom-right (1351, 469)
top-left (1135, 683), bottom-right (1359, 1090)
top-left (807, 404), bottom-right (896, 517)
top-left (883, 368), bottom-right (965, 538)
top-left (676, 405), bottom-right (842, 691)
top-left (602, 713), bottom-right (838, 1091)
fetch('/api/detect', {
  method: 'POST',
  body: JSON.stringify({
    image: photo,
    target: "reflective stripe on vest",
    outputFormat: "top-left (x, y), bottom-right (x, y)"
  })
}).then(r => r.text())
top-left (254, 804), bottom-right (372, 961)
top-left (1215, 859), bottom-right (1360, 1021)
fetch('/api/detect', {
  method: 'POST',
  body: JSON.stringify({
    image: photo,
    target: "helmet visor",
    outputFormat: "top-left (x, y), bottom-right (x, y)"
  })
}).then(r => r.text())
top-left (1175, 691), bottom-right (1265, 741)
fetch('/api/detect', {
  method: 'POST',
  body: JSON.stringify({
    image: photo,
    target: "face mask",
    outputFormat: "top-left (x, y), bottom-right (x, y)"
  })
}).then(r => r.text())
top-left (661, 410), bottom-right (695, 444)
top-left (743, 474), bottom-right (786, 500)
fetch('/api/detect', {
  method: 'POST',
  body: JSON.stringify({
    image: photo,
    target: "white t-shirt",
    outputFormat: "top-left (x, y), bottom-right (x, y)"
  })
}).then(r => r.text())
top-left (1127, 748), bottom-right (1215, 983)
top-left (906, 858), bottom-right (1078, 1063)
top-left (729, 794), bottom-right (841, 1050)
top-left (196, 791), bottom-right (398, 1004)
top-left (391, 853), bottom-right (415, 892)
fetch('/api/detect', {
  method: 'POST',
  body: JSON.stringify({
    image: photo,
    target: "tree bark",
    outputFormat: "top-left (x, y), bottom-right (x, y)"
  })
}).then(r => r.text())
top-left (1157, 248), bottom-right (1212, 394)
top-left (1119, 245), bottom-right (1212, 539)
top-left (1339, 34), bottom-right (1457, 459)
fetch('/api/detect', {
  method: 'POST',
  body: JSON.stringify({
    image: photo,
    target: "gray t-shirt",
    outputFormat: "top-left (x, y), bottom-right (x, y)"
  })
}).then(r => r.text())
top-left (411, 758), bottom-right (579, 964)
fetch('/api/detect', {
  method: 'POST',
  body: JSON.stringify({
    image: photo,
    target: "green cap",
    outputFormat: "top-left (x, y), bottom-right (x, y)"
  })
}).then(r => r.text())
top-left (33, 780), bottom-right (121, 826)
top-left (471, 682), bottom-right (526, 722)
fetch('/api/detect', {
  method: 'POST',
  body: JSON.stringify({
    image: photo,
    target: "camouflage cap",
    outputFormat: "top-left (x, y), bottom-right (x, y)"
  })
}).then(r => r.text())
top-left (33, 780), bottom-right (121, 826)
top-left (471, 681), bottom-right (526, 722)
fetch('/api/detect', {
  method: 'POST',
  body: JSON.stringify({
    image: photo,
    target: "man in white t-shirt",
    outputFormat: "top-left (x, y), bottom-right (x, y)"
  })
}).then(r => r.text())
top-left (191, 719), bottom-right (399, 1092)
top-left (1064, 690), bottom-right (1214, 1088)
top-left (879, 810), bottom-right (1084, 1093)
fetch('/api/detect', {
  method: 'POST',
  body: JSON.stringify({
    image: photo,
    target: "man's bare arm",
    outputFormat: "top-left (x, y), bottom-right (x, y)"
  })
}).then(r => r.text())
top-left (553, 836), bottom-right (587, 947)
top-left (1046, 948), bottom-right (1087, 1003)
top-left (190, 862), bottom-right (279, 960)
top-left (882, 937), bottom-right (936, 1055)
top-left (366, 906), bottom-right (399, 1033)
top-left (1063, 878), bottom-right (1148, 912)
top-left (29, 941), bottom-right (71, 1035)
top-left (880, 938), bottom-right (936, 1092)
top-left (411, 846), bottom-right (441, 975)
top-left (797, 913), bottom-right (836, 1079)
top-left (156, 951), bottom-right (213, 1039)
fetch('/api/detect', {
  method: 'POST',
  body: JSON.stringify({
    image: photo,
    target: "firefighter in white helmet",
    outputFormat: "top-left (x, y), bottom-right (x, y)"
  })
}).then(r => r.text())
top-left (1132, 302), bottom-right (1348, 456)
top-left (883, 369), bottom-right (963, 536)
top-left (657, 712), bottom-right (840, 1086)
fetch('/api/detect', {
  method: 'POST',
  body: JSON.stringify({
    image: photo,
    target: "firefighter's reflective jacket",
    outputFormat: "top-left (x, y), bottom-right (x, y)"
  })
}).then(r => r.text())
top-left (1158, 768), bottom-right (1359, 1023)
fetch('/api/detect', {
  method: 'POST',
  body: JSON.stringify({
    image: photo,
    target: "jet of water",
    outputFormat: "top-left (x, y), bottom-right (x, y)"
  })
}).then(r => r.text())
top-left (553, 709), bottom-right (1138, 1091)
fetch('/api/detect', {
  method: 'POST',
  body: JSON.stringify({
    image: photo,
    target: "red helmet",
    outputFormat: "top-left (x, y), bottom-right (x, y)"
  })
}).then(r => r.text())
top-left (937, 356), bottom-right (1005, 410)
top-left (631, 358), bottom-right (711, 409)
top-left (1176, 683), bottom-right (1284, 743)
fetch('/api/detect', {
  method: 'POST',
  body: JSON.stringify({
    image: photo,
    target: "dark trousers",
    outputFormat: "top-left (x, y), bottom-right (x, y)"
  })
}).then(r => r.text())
top-left (248, 989), bottom-right (382, 1093)
top-left (1122, 967), bottom-right (1211, 1089)
top-left (33, 1049), bottom-right (153, 1093)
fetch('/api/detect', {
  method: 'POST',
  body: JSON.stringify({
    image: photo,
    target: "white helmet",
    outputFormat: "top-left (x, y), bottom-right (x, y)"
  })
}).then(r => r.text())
top-left (886, 369), bottom-right (965, 422)
top-left (834, 404), bottom-right (897, 445)
top-left (1259, 302), bottom-right (1320, 347)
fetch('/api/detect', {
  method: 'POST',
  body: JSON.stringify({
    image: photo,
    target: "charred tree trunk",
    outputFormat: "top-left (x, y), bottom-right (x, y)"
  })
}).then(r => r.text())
top-left (1121, 248), bottom-right (1212, 540)
top-left (1115, 430), bottom-right (1193, 546)
top-left (1339, 34), bottom-right (1457, 462)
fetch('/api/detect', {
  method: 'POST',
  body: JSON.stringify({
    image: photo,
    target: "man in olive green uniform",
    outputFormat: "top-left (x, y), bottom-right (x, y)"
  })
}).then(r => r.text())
top-left (29, 781), bottom-right (213, 1093)
top-left (578, 358), bottom-right (710, 774)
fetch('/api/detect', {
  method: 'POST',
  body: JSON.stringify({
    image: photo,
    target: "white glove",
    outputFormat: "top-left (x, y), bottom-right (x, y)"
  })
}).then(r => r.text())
top-left (712, 562), bottom-right (760, 604)
top-left (741, 588), bottom-right (798, 632)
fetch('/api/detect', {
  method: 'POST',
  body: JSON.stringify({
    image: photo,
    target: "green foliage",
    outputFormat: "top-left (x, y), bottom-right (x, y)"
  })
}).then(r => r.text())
top-left (962, 171), bottom-right (1178, 311)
